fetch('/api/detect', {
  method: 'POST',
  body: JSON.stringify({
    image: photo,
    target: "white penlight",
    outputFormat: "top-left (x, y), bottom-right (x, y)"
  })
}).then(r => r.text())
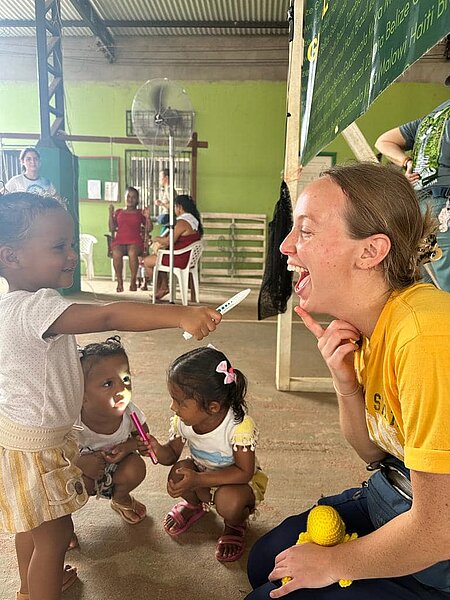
top-left (182, 289), bottom-right (251, 340)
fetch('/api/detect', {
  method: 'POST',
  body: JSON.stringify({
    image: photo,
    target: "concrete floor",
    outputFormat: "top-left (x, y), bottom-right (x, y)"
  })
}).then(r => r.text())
top-left (0, 278), bottom-right (367, 599)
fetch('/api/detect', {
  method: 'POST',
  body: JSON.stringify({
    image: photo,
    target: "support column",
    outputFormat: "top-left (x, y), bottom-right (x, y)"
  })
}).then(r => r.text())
top-left (35, 0), bottom-right (80, 292)
top-left (35, 0), bottom-right (66, 143)
top-left (276, 0), bottom-right (303, 390)
top-left (38, 147), bottom-right (81, 293)
top-left (276, 0), bottom-right (333, 393)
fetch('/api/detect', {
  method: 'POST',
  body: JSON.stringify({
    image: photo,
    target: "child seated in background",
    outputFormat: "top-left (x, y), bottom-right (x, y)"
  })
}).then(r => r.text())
top-left (75, 336), bottom-right (148, 529)
top-left (137, 346), bottom-right (268, 563)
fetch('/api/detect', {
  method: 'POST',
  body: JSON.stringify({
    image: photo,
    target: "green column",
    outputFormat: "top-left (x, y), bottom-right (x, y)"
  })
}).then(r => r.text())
top-left (37, 144), bottom-right (80, 293)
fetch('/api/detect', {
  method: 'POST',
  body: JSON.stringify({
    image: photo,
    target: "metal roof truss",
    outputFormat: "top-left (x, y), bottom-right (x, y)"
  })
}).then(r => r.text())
top-left (66, 0), bottom-right (115, 62)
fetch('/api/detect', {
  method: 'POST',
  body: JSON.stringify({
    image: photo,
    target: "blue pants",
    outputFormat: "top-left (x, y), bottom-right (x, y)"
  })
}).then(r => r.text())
top-left (246, 487), bottom-right (450, 599)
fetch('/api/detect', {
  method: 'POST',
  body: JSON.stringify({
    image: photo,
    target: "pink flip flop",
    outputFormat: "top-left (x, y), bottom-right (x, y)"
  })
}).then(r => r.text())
top-left (163, 500), bottom-right (206, 537)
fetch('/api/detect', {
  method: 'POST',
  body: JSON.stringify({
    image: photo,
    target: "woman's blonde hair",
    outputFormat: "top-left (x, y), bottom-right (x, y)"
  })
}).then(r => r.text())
top-left (321, 162), bottom-right (437, 290)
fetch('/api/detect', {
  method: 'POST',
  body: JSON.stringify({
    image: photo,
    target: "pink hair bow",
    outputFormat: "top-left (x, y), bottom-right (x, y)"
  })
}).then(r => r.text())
top-left (216, 360), bottom-right (237, 385)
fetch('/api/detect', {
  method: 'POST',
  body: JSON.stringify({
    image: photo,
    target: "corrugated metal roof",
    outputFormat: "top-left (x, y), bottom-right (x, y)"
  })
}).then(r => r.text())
top-left (0, 0), bottom-right (290, 37)
top-left (88, 0), bottom-right (287, 25)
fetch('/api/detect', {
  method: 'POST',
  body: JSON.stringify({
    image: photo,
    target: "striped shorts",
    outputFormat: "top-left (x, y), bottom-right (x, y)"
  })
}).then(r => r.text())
top-left (0, 415), bottom-right (88, 533)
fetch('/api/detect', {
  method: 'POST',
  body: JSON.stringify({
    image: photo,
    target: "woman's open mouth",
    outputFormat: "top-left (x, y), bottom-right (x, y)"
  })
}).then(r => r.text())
top-left (288, 265), bottom-right (310, 294)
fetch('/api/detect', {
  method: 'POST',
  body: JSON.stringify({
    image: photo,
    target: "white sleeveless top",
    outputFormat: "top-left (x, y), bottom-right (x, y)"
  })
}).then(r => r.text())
top-left (177, 213), bottom-right (199, 231)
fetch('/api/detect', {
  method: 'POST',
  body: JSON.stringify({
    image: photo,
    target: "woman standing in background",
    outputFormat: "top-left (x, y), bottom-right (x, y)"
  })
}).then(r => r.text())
top-left (5, 147), bottom-right (56, 196)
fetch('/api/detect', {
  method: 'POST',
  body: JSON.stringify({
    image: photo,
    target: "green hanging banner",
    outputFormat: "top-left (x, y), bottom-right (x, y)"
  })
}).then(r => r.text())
top-left (300, 0), bottom-right (450, 164)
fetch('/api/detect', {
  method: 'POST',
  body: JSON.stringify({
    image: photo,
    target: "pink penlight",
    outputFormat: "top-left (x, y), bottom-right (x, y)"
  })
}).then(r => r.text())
top-left (130, 411), bottom-right (158, 465)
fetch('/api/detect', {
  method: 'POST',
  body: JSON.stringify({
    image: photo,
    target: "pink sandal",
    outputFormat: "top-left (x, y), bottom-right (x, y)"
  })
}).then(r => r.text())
top-left (163, 500), bottom-right (206, 537)
top-left (215, 523), bottom-right (247, 563)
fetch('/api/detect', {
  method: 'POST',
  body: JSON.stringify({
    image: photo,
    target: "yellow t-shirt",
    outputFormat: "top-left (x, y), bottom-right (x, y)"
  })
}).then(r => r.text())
top-left (355, 283), bottom-right (450, 473)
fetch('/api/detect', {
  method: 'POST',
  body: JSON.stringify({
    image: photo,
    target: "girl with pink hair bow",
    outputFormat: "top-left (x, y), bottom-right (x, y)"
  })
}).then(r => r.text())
top-left (136, 346), bottom-right (268, 562)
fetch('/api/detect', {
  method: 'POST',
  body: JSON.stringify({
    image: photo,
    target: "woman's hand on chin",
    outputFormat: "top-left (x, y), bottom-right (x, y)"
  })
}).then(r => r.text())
top-left (295, 306), bottom-right (360, 387)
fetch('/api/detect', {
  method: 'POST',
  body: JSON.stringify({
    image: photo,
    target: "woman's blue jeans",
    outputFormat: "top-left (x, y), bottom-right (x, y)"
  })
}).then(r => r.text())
top-left (246, 487), bottom-right (450, 599)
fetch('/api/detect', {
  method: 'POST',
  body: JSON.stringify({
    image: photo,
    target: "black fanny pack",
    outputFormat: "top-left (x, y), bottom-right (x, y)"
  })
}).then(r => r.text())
top-left (366, 455), bottom-right (450, 592)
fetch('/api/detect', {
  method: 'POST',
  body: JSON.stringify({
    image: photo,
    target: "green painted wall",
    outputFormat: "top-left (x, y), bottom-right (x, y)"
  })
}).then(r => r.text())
top-left (0, 80), bottom-right (287, 276)
top-left (1, 80), bottom-right (448, 276)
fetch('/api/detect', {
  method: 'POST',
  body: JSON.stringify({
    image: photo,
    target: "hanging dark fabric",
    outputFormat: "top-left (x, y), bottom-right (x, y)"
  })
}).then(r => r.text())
top-left (257, 180), bottom-right (293, 320)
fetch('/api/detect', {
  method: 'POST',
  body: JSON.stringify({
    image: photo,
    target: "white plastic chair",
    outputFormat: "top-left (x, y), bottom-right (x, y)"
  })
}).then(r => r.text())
top-left (110, 257), bottom-right (147, 283)
top-left (152, 241), bottom-right (203, 306)
top-left (79, 234), bottom-right (98, 280)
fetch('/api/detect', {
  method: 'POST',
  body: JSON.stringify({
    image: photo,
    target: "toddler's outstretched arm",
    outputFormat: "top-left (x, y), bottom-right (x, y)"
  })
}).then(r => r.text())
top-left (46, 303), bottom-right (221, 340)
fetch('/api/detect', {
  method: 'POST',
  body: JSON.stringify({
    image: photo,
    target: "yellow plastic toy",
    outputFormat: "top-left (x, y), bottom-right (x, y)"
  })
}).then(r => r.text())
top-left (282, 505), bottom-right (358, 588)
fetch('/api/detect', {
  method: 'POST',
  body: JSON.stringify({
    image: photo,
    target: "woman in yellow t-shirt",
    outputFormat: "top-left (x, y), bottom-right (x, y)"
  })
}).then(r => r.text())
top-left (246, 162), bottom-right (450, 600)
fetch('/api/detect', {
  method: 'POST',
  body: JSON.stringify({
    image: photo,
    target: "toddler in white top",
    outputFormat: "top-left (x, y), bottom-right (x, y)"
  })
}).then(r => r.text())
top-left (0, 192), bottom-right (221, 600)
top-left (137, 346), bottom-right (268, 563)
top-left (74, 336), bottom-right (148, 533)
